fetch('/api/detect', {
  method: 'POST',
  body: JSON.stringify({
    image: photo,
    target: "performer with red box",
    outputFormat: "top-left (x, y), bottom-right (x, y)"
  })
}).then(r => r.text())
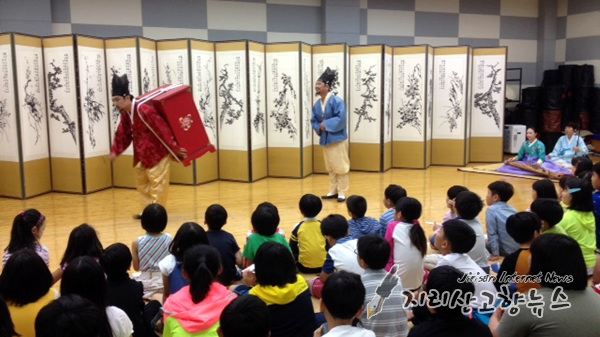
top-left (110, 74), bottom-right (187, 218)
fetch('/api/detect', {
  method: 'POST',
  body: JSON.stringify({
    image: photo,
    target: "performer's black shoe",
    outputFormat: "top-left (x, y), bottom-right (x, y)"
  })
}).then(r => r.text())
top-left (321, 193), bottom-right (338, 200)
top-left (337, 196), bottom-right (346, 203)
top-left (132, 214), bottom-right (142, 220)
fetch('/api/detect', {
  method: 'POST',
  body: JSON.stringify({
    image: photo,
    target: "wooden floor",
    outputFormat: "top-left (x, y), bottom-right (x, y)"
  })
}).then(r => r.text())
top-left (0, 165), bottom-right (542, 274)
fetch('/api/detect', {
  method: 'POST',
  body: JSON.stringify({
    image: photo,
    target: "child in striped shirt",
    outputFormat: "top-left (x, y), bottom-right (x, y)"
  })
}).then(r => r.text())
top-left (132, 203), bottom-right (172, 299)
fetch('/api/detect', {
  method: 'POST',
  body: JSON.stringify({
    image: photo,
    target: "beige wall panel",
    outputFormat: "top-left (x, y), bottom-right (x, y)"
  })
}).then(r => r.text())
top-left (170, 162), bottom-right (194, 185)
top-left (383, 142), bottom-right (392, 171)
top-left (51, 158), bottom-right (82, 193)
top-left (0, 162), bottom-right (22, 198)
top-left (195, 151), bottom-right (219, 184)
top-left (251, 148), bottom-right (268, 182)
top-left (469, 137), bottom-right (503, 163)
top-left (431, 139), bottom-right (466, 166)
top-left (350, 143), bottom-right (381, 172)
top-left (268, 147), bottom-right (301, 178)
top-left (302, 146), bottom-right (313, 177)
top-left (313, 145), bottom-right (326, 173)
top-left (426, 139), bottom-right (432, 167)
top-left (219, 150), bottom-right (249, 182)
top-left (24, 159), bottom-right (51, 197)
top-left (85, 156), bottom-right (112, 192)
top-left (112, 155), bottom-right (136, 188)
top-left (104, 38), bottom-right (136, 49)
top-left (393, 141), bottom-right (426, 168)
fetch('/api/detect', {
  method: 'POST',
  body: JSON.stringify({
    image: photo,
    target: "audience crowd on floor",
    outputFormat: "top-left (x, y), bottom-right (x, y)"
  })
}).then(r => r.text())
top-left (2, 159), bottom-right (600, 337)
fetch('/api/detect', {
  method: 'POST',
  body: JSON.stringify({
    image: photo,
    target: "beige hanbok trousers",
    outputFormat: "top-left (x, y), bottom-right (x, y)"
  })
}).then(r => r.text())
top-left (134, 155), bottom-right (171, 207)
top-left (323, 139), bottom-right (350, 197)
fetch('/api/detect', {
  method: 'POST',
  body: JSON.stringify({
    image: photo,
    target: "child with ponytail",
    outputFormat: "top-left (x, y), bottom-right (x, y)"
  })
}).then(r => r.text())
top-left (3, 209), bottom-right (49, 267)
top-left (384, 197), bottom-right (427, 291)
top-left (162, 245), bottom-right (236, 337)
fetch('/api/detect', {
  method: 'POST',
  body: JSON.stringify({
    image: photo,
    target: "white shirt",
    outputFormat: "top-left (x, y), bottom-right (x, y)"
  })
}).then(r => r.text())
top-left (106, 306), bottom-right (133, 337)
top-left (392, 222), bottom-right (425, 290)
top-left (325, 325), bottom-right (376, 337)
top-left (328, 239), bottom-right (364, 276)
top-left (158, 254), bottom-right (177, 276)
top-left (436, 253), bottom-right (498, 309)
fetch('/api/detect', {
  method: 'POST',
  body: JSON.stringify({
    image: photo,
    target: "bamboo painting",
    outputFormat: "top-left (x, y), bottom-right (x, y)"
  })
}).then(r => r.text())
top-left (23, 58), bottom-right (43, 145)
top-left (197, 58), bottom-right (216, 139)
top-left (82, 56), bottom-right (105, 148)
top-left (473, 63), bottom-right (502, 129)
top-left (218, 64), bottom-right (244, 129)
top-left (270, 73), bottom-right (298, 140)
top-left (353, 65), bottom-right (378, 132)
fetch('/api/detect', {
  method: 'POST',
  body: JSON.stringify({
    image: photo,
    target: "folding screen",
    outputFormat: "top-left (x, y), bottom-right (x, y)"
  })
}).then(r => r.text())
top-left (216, 40), bottom-right (267, 182)
top-left (157, 39), bottom-right (194, 184)
top-left (0, 34), bottom-right (51, 198)
top-left (43, 35), bottom-right (112, 193)
top-left (469, 47), bottom-right (507, 162)
top-left (382, 46), bottom-right (393, 171)
top-left (311, 44), bottom-right (347, 173)
top-left (248, 41), bottom-right (268, 182)
top-left (105, 36), bottom-right (143, 188)
top-left (301, 44), bottom-right (313, 177)
top-left (392, 45), bottom-right (434, 168)
top-left (348, 45), bottom-right (391, 172)
top-left (265, 42), bottom-right (312, 178)
top-left (190, 39), bottom-right (219, 183)
top-left (431, 46), bottom-right (471, 166)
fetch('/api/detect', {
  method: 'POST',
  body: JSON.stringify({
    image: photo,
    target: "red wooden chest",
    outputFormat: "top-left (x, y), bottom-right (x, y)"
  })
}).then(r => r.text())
top-left (136, 84), bottom-right (215, 166)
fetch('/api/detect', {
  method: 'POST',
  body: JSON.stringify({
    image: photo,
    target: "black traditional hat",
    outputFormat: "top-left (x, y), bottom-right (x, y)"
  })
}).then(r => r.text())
top-left (318, 67), bottom-right (338, 87)
top-left (111, 73), bottom-right (130, 97)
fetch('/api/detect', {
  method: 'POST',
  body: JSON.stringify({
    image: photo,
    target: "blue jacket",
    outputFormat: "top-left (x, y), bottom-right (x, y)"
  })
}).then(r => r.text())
top-left (311, 94), bottom-right (348, 146)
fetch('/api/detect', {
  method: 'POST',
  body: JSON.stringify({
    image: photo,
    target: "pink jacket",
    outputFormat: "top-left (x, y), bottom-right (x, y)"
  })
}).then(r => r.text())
top-left (162, 283), bottom-right (236, 333)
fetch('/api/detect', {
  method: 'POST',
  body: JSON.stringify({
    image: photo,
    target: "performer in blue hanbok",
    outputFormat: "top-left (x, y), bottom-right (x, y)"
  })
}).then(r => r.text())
top-left (548, 122), bottom-right (589, 168)
top-left (312, 67), bottom-right (350, 203)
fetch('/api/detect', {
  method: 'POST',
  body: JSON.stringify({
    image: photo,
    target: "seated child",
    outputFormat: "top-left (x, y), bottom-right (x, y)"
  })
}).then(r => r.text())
top-left (243, 202), bottom-right (291, 265)
top-left (494, 212), bottom-right (541, 294)
top-left (52, 223), bottom-right (104, 284)
top-left (158, 222), bottom-right (209, 302)
top-left (35, 294), bottom-right (104, 337)
top-left (132, 204), bottom-right (172, 298)
top-left (531, 179), bottom-right (558, 201)
top-left (311, 214), bottom-right (363, 298)
top-left (3, 209), bottom-right (49, 267)
top-left (357, 235), bottom-right (408, 337)
top-left (530, 198), bottom-right (566, 235)
top-left (429, 185), bottom-right (468, 248)
top-left (162, 245), bottom-right (236, 336)
top-left (573, 156), bottom-right (593, 177)
top-left (347, 195), bottom-right (383, 239)
top-left (243, 242), bottom-right (317, 337)
top-left (289, 194), bottom-right (327, 273)
top-left (100, 243), bottom-right (161, 337)
top-left (485, 181), bottom-right (519, 260)
top-left (315, 271), bottom-right (375, 337)
top-left (454, 191), bottom-right (490, 272)
top-left (557, 176), bottom-right (597, 273)
top-left (219, 295), bottom-right (271, 337)
top-left (384, 197), bottom-right (427, 291)
top-left (204, 204), bottom-right (242, 286)
top-left (433, 219), bottom-right (498, 319)
top-left (408, 266), bottom-right (493, 337)
top-left (379, 184), bottom-right (407, 235)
